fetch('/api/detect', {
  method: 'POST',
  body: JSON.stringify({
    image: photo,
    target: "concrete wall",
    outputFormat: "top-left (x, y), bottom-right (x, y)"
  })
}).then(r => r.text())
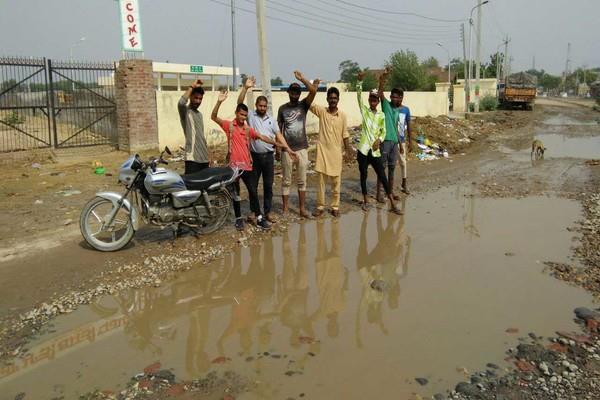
top-left (435, 82), bottom-right (451, 93)
top-left (156, 90), bottom-right (449, 149)
top-left (453, 87), bottom-right (466, 112)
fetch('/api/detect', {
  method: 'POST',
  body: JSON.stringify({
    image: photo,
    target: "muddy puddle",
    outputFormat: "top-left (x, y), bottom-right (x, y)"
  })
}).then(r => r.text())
top-left (500, 110), bottom-right (600, 161)
top-left (542, 113), bottom-right (598, 126)
top-left (0, 187), bottom-right (594, 399)
top-left (501, 132), bottom-right (600, 161)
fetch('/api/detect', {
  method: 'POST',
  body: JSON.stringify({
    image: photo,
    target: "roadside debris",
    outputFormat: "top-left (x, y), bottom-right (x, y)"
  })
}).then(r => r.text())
top-left (447, 307), bottom-right (600, 400)
top-left (545, 192), bottom-right (600, 298)
top-left (79, 368), bottom-right (252, 399)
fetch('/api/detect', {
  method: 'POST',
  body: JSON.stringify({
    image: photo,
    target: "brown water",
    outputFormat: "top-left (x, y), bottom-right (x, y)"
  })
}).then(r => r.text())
top-left (0, 187), bottom-right (594, 400)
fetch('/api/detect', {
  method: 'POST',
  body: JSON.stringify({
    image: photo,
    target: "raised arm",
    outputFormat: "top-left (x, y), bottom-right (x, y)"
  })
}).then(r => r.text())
top-left (356, 71), bottom-right (365, 110)
top-left (183, 79), bottom-right (203, 100)
top-left (378, 67), bottom-right (390, 102)
top-left (179, 79), bottom-right (203, 114)
top-left (294, 70), bottom-right (320, 106)
top-left (211, 91), bottom-right (228, 126)
top-left (237, 75), bottom-right (255, 105)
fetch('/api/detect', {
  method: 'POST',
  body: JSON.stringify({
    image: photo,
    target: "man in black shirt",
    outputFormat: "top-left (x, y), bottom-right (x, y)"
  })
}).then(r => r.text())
top-left (277, 71), bottom-right (319, 219)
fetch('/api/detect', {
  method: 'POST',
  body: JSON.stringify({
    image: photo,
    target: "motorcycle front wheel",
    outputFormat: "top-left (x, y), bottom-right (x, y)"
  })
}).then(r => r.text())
top-left (80, 196), bottom-right (135, 252)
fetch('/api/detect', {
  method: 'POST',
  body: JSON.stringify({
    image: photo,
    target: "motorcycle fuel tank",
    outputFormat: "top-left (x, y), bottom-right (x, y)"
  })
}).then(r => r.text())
top-left (144, 168), bottom-right (187, 194)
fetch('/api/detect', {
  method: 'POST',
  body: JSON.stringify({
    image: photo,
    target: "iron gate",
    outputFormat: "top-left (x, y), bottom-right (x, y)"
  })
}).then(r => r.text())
top-left (0, 57), bottom-right (117, 152)
top-left (0, 56), bottom-right (52, 151)
top-left (48, 60), bottom-right (117, 148)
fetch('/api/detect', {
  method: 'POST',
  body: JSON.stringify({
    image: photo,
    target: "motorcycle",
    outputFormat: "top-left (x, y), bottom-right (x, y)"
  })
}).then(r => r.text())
top-left (80, 147), bottom-right (242, 252)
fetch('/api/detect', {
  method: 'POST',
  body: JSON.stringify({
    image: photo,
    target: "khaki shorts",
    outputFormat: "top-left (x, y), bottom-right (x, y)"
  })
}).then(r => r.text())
top-left (281, 148), bottom-right (308, 195)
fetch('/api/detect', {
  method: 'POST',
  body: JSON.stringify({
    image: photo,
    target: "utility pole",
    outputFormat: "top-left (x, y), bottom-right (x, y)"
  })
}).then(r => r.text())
top-left (461, 23), bottom-right (469, 113)
top-left (466, 1), bottom-right (488, 113)
top-left (563, 42), bottom-right (571, 90)
top-left (502, 35), bottom-right (510, 81)
top-left (231, 0), bottom-right (238, 90)
top-left (495, 44), bottom-right (501, 81)
top-left (474, 0), bottom-right (482, 113)
top-left (255, 0), bottom-right (273, 114)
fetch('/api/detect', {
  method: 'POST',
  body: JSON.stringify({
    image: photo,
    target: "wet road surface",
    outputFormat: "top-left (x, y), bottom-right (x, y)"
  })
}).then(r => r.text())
top-left (1, 188), bottom-right (594, 399)
top-left (1, 102), bottom-right (599, 399)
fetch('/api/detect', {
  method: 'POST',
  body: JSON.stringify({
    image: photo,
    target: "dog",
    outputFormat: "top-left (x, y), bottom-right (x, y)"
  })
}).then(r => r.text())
top-left (531, 139), bottom-right (546, 159)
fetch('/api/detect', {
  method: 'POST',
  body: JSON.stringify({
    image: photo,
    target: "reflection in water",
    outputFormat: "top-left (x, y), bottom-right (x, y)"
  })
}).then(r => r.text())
top-left (3, 191), bottom-right (596, 400)
top-left (84, 214), bottom-right (411, 372)
top-left (356, 207), bottom-right (411, 348)
top-left (462, 187), bottom-right (480, 239)
top-left (312, 220), bottom-right (348, 339)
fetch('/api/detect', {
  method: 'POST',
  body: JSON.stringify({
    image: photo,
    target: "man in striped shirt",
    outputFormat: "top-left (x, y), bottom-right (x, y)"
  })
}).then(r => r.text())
top-left (178, 79), bottom-right (210, 174)
top-left (356, 72), bottom-right (402, 215)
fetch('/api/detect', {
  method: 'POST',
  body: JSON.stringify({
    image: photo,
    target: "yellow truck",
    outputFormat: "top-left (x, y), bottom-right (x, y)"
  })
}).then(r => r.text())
top-left (498, 72), bottom-right (537, 110)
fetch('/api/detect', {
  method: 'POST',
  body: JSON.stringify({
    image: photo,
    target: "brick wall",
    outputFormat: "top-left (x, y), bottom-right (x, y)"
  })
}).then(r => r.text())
top-left (115, 59), bottom-right (159, 153)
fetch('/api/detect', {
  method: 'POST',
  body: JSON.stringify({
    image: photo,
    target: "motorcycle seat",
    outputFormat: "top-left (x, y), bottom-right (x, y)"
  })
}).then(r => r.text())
top-left (182, 167), bottom-right (234, 191)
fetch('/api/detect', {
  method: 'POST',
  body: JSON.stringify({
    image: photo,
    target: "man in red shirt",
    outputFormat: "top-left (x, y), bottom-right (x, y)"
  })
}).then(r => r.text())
top-left (212, 91), bottom-right (292, 231)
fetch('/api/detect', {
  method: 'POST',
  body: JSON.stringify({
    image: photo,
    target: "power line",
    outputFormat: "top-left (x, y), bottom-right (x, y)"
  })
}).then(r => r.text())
top-left (246, 0), bottom-right (457, 40)
top-left (207, 0), bottom-right (459, 45)
top-left (292, 0), bottom-right (459, 32)
top-left (488, 2), bottom-right (506, 41)
top-left (331, 0), bottom-right (466, 23)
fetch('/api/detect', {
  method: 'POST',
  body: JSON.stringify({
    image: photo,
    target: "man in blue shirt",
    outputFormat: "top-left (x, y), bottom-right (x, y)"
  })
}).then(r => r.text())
top-left (377, 68), bottom-right (413, 199)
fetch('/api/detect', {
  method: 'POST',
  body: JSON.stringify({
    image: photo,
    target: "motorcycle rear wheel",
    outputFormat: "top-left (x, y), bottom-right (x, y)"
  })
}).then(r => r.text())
top-left (195, 189), bottom-right (232, 234)
top-left (80, 196), bottom-right (135, 252)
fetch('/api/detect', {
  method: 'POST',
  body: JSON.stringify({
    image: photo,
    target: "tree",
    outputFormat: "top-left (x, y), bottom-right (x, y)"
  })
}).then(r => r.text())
top-left (338, 59), bottom-right (361, 84)
top-left (0, 79), bottom-right (24, 92)
top-left (421, 56), bottom-right (439, 69)
top-left (270, 76), bottom-right (283, 86)
top-left (484, 52), bottom-right (503, 78)
top-left (386, 50), bottom-right (427, 91)
top-left (359, 69), bottom-right (378, 91)
top-left (539, 73), bottom-right (561, 92)
top-left (450, 58), bottom-right (466, 80)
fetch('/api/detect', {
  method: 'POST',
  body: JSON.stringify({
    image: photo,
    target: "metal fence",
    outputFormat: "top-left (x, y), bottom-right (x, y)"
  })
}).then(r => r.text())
top-left (0, 57), bottom-right (52, 151)
top-left (0, 56), bottom-right (117, 152)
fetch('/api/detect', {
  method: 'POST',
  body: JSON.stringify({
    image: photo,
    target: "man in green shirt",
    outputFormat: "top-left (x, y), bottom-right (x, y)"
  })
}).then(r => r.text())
top-left (356, 72), bottom-right (402, 215)
top-left (377, 68), bottom-right (413, 200)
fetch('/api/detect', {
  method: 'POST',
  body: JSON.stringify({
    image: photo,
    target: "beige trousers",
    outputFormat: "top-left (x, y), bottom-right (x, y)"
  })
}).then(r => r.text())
top-left (317, 172), bottom-right (341, 210)
top-left (281, 149), bottom-right (309, 195)
top-left (398, 142), bottom-right (408, 179)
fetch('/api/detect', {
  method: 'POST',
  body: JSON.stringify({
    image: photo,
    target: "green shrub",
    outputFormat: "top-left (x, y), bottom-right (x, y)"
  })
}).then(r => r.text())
top-left (480, 95), bottom-right (498, 111)
top-left (3, 111), bottom-right (25, 125)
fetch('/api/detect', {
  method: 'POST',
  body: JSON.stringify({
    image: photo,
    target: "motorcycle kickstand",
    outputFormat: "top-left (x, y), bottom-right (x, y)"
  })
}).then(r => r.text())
top-left (172, 223), bottom-right (182, 240)
top-left (190, 227), bottom-right (202, 239)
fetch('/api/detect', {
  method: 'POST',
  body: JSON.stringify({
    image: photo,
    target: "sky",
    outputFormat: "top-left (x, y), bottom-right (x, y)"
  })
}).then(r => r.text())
top-left (1, 0), bottom-right (599, 85)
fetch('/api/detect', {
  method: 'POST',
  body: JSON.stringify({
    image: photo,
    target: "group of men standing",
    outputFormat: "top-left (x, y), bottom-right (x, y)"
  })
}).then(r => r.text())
top-left (178, 68), bottom-right (412, 231)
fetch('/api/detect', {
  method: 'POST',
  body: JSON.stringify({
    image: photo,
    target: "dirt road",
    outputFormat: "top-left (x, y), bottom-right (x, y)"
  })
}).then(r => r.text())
top-left (0, 100), bottom-right (599, 399)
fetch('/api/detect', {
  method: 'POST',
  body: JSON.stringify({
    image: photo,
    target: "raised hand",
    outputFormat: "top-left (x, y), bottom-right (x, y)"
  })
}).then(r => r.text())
top-left (294, 70), bottom-right (305, 82)
top-left (218, 90), bottom-right (228, 102)
top-left (244, 75), bottom-right (256, 89)
top-left (380, 67), bottom-right (391, 81)
top-left (191, 79), bottom-right (203, 88)
top-left (312, 78), bottom-right (321, 88)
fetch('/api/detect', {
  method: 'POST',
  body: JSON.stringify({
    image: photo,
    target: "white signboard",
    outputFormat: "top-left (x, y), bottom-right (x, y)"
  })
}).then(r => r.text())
top-left (119, 0), bottom-right (144, 52)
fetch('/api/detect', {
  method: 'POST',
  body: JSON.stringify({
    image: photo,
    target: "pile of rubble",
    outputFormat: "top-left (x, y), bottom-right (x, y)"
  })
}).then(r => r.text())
top-left (447, 307), bottom-right (600, 400)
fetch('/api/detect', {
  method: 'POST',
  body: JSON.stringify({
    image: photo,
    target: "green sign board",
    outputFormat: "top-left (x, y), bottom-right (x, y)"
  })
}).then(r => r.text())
top-left (190, 65), bottom-right (204, 73)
